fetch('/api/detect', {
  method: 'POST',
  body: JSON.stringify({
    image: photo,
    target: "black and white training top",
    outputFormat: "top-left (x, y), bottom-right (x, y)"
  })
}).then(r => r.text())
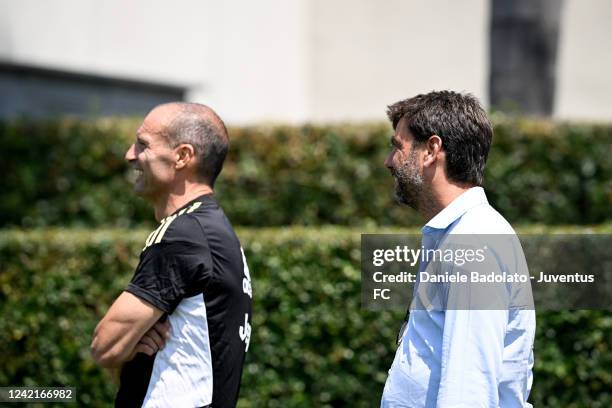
top-left (116, 194), bottom-right (252, 408)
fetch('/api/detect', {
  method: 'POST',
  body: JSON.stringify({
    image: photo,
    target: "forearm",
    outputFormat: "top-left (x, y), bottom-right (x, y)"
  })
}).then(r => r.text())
top-left (91, 320), bottom-right (141, 367)
top-left (90, 292), bottom-right (164, 367)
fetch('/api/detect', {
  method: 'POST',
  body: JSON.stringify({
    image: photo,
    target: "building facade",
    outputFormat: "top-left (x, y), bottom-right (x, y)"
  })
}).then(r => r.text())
top-left (1, 0), bottom-right (610, 123)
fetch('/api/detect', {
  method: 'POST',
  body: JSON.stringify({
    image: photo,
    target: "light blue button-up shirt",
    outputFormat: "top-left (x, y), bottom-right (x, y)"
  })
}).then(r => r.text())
top-left (381, 187), bottom-right (535, 408)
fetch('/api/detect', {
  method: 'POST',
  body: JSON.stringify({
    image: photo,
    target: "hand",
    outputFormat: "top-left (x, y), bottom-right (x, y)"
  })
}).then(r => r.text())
top-left (130, 320), bottom-right (171, 358)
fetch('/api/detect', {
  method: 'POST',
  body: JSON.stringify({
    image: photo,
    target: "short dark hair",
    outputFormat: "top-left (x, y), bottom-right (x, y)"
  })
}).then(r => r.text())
top-left (163, 103), bottom-right (229, 187)
top-left (386, 91), bottom-right (492, 186)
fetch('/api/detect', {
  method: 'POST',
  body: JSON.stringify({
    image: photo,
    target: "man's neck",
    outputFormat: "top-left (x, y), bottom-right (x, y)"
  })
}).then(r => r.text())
top-left (152, 184), bottom-right (214, 222)
top-left (418, 183), bottom-right (472, 222)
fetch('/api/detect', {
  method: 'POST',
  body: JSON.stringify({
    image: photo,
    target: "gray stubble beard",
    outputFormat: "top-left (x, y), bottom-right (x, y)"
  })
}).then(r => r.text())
top-left (392, 150), bottom-right (424, 211)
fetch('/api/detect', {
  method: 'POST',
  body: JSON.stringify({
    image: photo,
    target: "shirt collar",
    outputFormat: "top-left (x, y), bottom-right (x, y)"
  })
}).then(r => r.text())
top-left (422, 187), bottom-right (488, 232)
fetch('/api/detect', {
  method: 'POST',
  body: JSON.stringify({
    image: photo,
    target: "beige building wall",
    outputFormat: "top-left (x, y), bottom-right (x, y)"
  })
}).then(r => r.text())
top-left (555, 0), bottom-right (612, 121)
top-left (309, 0), bottom-right (489, 122)
top-left (0, 0), bottom-right (208, 85)
top-left (196, 0), bottom-right (311, 123)
top-left (0, 0), bottom-right (611, 123)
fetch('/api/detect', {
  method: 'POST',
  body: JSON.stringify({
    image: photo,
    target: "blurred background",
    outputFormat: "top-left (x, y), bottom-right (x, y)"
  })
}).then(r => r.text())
top-left (0, 0), bottom-right (610, 407)
top-left (1, 0), bottom-right (612, 122)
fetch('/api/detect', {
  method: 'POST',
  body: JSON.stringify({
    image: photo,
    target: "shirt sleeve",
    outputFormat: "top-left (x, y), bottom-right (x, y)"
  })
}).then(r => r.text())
top-left (125, 241), bottom-right (212, 314)
top-left (435, 309), bottom-right (507, 407)
top-left (434, 238), bottom-right (510, 407)
top-left (434, 250), bottom-right (509, 407)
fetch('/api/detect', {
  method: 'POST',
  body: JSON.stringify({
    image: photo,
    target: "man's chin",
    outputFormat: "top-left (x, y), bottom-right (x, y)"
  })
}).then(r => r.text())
top-left (132, 184), bottom-right (160, 202)
top-left (132, 183), bottom-right (149, 198)
top-left (394, 188), bottom-right (417, 209)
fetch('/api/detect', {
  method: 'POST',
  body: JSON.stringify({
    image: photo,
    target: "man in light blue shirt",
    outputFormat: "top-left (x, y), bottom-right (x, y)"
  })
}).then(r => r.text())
top-left (380, 91), bottom-right (535, 407)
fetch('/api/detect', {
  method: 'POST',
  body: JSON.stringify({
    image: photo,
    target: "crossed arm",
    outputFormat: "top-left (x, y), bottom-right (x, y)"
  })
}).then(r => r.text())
top-left (91, 292), bottom-right (170, 368)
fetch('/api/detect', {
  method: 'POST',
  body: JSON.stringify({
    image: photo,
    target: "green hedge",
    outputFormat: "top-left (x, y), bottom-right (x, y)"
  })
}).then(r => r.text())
top-left (0, 227), bottom-right (609, 407)
top-left (1, 117), bottom-right (610, 228)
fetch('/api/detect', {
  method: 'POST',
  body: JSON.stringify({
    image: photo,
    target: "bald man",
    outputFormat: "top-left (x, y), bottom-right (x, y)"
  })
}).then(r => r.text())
top-left (91, 103), bottom-right (253, 408)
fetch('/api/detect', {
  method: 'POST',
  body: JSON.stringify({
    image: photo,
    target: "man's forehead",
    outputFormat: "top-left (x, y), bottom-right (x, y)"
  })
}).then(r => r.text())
top-left (394, 116), bottom-right (416, 142)
top-left (148, 105), bottom-right (175, 123)
top-left (136, 123), bottom-right (151, 137)
top-left (138, 105), bottom-right (179, 135)
top-left (136, 117), bottom-right (160, 136)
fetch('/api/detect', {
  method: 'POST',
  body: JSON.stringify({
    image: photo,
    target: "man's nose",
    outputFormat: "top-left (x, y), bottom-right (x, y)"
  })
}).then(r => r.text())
top-left (125, 144), bottom-right (136, 162)
top-left (384, 152), bottom-right (394, 169)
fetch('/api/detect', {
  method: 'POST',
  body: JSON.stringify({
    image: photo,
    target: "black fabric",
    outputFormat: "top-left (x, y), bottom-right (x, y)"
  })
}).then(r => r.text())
top-left (115, 194), bottom-right (252, 408)
top-left (126, 241), bottom-right (211, 314)
top-left (115, 353), bottom-right (155, 408)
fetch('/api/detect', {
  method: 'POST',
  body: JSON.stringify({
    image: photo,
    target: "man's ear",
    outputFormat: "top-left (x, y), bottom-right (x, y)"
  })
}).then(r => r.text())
top-left (423, 135), bottom-right (442, 167)
top-left (175, 144), bottom-right (196, 170)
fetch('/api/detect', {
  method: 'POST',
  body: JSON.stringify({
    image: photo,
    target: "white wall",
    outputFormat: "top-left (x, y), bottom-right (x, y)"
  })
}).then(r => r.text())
top-left (0, 0), bottom-right (610, 123)
top-left (309, 0), bottom-right (489, 122)
top-left (555, 0), bottom-right (612, 121)
top-left (0, 0), bottom-right (207, 85)
top-left (195, 0), bottom-right (311, 124)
